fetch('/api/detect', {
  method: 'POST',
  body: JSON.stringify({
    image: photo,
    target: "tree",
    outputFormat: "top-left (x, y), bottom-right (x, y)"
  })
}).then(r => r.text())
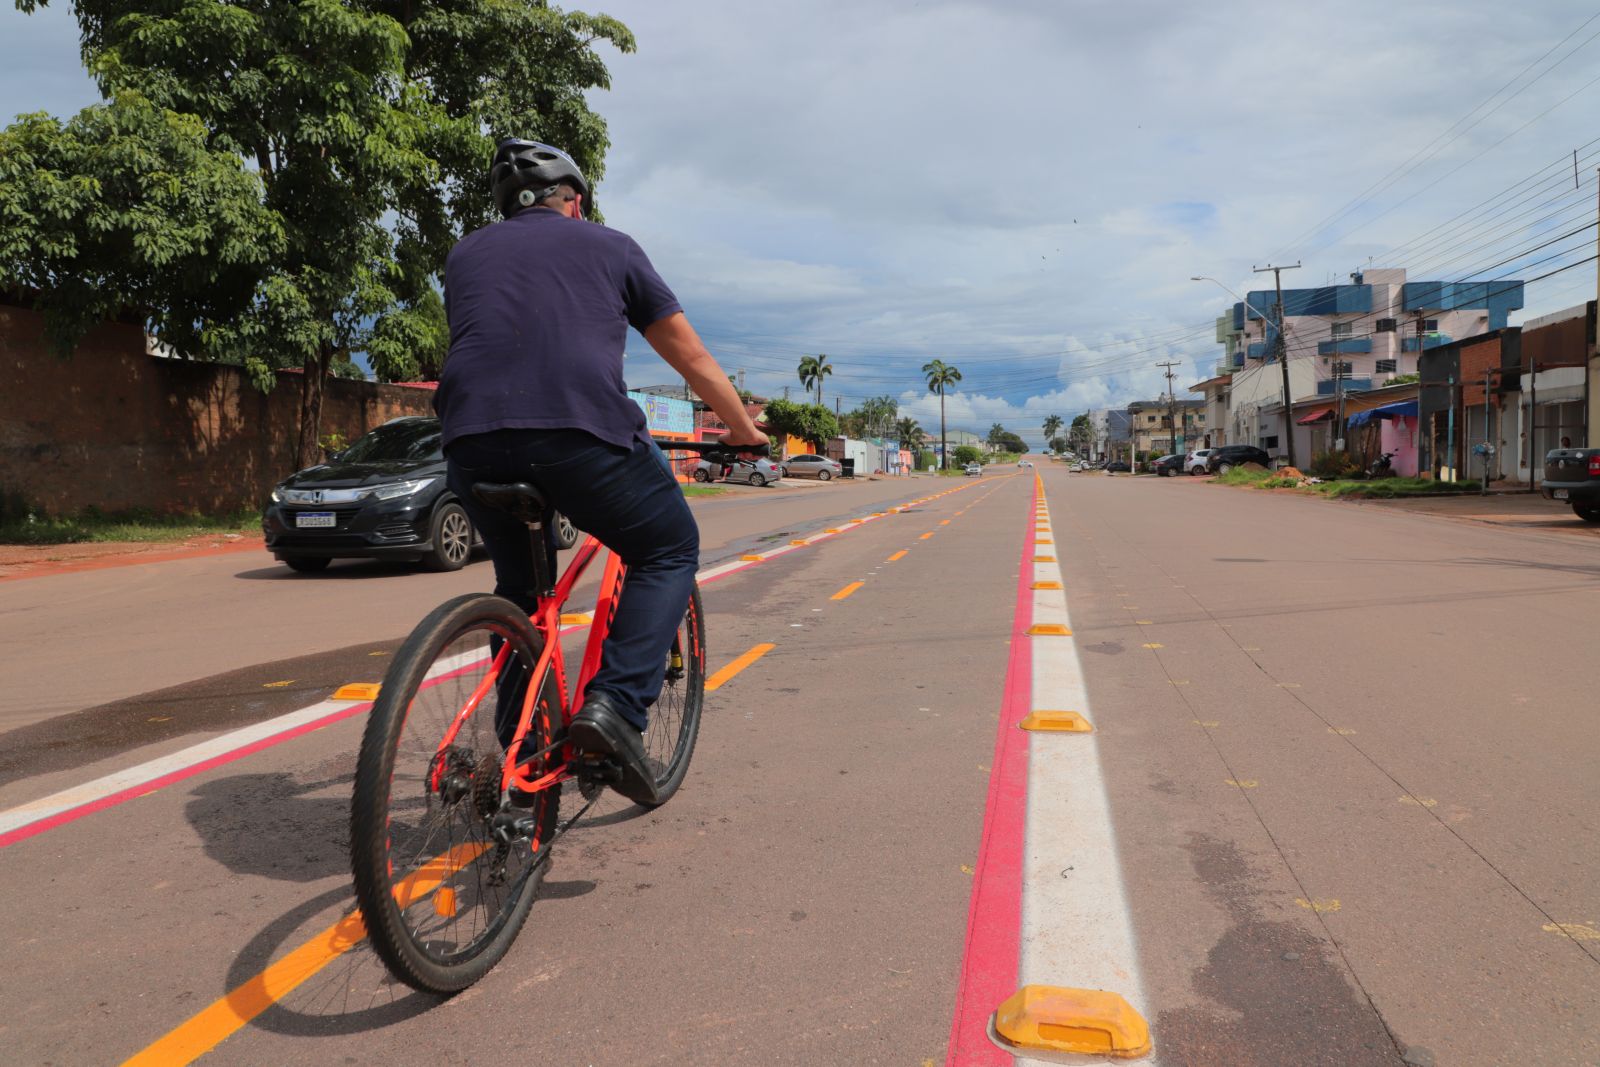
top-left (10, 0), bottom-right (635, 468)
top-left (759, 397), bottom-right (839, 454)
top-left (987, 422), bottom-right (1006, 447)
top-left (953, 444), bottom-right (983, 466)
top-left (1050, 435), bottom-right (1069, 454)
top-left (994, 431), bottom-right (1027, 454)
top-left (1042, 414), bottom-right (1064, 450)
top-left (922, 359), bottom-right (962, 470)
top-left (1069, 413), bottom-right (1093, 455)
top-left (797, 353), bottom-right (833, 407)
top-left (895, 416), bottom-right (922, 449)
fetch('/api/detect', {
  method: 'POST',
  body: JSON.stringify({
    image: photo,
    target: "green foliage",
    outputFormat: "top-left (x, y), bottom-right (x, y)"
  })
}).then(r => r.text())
top-left (1041, 414), bottom-right (1063, 445)
top-left (1308, 450), bottom-right (1361, 480)
top-left (0, 91), bottom-right (282, 357)
top-left (7, 0), bottom-right (634, 463)
top-left (914, 449), bottom-right (935, 470)
top-left (1214, 466), bottom-right (1273, 486)
top-left (922, 358), bottom-right (962, 468)
top-left (994, 431), bottom-right (1027, 453)
top-left (895, 416), bottom-right (922, 448)
top-left (1309, 477), bottom-right (1479, 498)
top-left (760, 397), bottom-right (839, 452)
top-left (953, 444), bottom-right (983, 465)
top-left (1049, 435), bottom-right (1068, 453)
top-left (1386, 373), bottom-right (1420, 385)
top-left (0, 502), bottom-right (258, 545)
top-left (797, 353), bottom-right (833, 405)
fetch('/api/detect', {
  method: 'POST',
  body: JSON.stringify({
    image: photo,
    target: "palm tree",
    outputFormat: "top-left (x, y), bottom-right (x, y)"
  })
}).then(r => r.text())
top-left (797, 353), bottom-right (833, 407)
top-left (895, 415), bottom-right (921, 450)
top-left (1042, 414), bottom-right (1064, 453)
top-left (922, 359), bottom-right (963, 470)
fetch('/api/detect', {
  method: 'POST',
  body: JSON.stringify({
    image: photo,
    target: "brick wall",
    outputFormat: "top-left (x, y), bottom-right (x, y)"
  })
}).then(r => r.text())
top-left (0, 305), bottom-right (436, 516)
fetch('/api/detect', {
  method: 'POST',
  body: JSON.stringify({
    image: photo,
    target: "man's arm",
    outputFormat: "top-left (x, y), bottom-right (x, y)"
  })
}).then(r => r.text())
top-left (644, 312), bottom-right (769, 449)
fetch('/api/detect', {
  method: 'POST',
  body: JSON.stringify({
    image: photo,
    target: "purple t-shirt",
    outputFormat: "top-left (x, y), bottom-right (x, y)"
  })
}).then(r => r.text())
top-left (435, 207), bottom-right (682, 450)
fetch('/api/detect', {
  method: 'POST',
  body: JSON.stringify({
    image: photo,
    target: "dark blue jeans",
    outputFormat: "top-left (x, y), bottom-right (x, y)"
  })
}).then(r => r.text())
top-left (445, 429), bottom-right (699, 732)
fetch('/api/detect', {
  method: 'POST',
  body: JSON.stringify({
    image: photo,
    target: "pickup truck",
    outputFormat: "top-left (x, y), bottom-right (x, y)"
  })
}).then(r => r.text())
top-left (1542, 448), bottom-right (1600, 522)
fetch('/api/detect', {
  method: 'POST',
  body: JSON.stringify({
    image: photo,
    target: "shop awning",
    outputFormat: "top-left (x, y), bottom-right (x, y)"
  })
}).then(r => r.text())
top-left (1347, 400), bottom-right (1417, 428)
top-left (1296, 405), bottom-right (1335, 425)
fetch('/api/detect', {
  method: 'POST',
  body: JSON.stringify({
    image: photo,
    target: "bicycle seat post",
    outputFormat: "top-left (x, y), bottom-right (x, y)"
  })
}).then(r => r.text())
top-left (470, 482), bottom-right (558, 598)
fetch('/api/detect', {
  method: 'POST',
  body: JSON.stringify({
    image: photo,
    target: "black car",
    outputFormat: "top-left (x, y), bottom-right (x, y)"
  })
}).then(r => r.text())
top-left (1205, 444), bottom-right (1272, 474)
top-left (1105, 460), bottom-right (1132, 472)
top-left (1152, 454), bottom-right (1184, 476)
top-left (1542, 448), bottom-right (1600, 522)
top-left (263, 416), bottom-right (578, 573)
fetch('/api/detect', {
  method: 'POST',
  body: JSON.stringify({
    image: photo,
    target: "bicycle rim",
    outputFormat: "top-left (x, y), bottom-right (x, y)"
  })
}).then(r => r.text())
top-left (350, 593), bottom-right (560, 994)
top-left (639, 584), bottom-right (705, 806)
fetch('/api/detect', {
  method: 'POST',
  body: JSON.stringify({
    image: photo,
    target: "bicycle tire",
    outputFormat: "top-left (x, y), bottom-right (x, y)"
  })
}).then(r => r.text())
top-left (638, 583), bottom-right (706, 806)
top-left (351, 593), bottom-right (560, 994)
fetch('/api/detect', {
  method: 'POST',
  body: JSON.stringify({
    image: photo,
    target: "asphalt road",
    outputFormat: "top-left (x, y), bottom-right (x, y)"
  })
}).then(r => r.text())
top-left (2, 466), bottom-right (1597, 1066)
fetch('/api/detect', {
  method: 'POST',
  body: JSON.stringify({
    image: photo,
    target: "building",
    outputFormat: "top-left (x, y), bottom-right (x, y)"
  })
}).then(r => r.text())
top-left (1187, 374), bottom-right (1231, 448)
top-left (1126, 399), bottom-right (1206, 457)
top-left (1205, 268), bottom-right (1525, 463)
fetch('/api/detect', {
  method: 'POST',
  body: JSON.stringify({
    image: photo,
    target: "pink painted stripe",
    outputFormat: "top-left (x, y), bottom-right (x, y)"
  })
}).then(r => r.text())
top-left (0, 700), bottom-right (372, 849)
top-left (945, 480), bottom-right (1036, 1065)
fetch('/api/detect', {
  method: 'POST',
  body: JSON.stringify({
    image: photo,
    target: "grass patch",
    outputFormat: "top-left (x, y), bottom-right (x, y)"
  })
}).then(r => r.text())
top-left (1306, 477), bottom-right (1480, 498)
top-left (1213, 466), bottom-right (1274, 486)
top-left (681, 484), bottom-right (729, 497)
top-left (0, 506), bottom-right (259, 545)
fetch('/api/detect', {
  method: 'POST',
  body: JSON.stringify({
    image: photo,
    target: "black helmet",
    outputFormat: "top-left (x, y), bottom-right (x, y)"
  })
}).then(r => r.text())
top-left (490, 139), bottom-right (589, 218)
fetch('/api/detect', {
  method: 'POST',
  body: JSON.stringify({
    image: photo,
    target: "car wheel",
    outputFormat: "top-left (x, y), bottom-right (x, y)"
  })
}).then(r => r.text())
top-left (818, 469), bottom-right (832, 481)
top-left (283, 556), bottom-right (331, 574)
top-left (553, 511), bottom-right (580, 549)
top-left (693, 468), bottom-right (710, 483)
top-left (1216, 462), bottom-right (1233, 474)
top-left (422, 502), bottom-right (473, 572)
top-left (749, 472), bottom-right (767, 487)
top-left (1574, 505), bottom-right (1600, 524)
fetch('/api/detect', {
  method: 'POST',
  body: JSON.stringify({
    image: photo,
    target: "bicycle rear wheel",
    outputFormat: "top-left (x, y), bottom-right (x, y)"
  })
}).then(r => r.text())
top-left (638, 583), bottom-right (706, 806)
top-left (351, 593), bottom-right (561, 994)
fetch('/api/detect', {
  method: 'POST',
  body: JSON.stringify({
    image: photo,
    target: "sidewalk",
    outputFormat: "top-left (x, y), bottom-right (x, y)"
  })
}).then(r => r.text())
top-left (0, 535), bottom-right (264, 582)
top-left (1355, 489), bottom-right (1600, 536)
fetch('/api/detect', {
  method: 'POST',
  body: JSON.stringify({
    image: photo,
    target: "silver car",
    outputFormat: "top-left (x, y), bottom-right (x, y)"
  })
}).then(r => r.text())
top-left (692, 456), bottom-right (783, 487)
top-left (782, 453), bottom-right (843, 480)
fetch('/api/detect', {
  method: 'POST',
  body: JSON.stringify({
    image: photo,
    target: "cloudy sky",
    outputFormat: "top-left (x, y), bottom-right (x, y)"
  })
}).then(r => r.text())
top-left (6, 1), bottom-right (1600, 447)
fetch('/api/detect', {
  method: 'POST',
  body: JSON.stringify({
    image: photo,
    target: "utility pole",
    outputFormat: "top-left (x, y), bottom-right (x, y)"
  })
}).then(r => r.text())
top-left (1254, 262), bottom-right (1301, 467)
top-left (1157, 360), bottom-right (1182, 457)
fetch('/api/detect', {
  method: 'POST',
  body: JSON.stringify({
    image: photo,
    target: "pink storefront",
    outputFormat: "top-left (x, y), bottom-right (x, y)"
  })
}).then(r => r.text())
top-left (1348, 401), bottom-right (1419, 477)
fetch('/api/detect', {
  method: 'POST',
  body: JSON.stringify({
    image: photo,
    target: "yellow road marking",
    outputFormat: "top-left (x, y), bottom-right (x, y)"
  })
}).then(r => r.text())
top-left (939, 519), bottom-right (950, 526)
top-left (1296, 897), bottom-right (1340, 913)
top-left (888, 550), bottom-right (908, 561)
top-left (124, 842), bottom-right (486, 1066)
top-left (706, 643), bottom-right (776, 691)
top-left (261, 680), bottom-right (294, 689)
top-left (1225, 778), bottom-right (1259, 788)
top-left (559, 612), bottom-right (593, 625)
top-left (831, 581), bottom-right (865, 601)
top-left (920, 532), bottom-right (934, 540)
top-left (1543, 922), bottom-right (1600, 941)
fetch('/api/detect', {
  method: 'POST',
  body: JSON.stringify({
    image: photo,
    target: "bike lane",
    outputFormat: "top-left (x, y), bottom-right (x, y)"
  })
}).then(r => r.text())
top-left (0, 474), bottom-right (1024, 1065)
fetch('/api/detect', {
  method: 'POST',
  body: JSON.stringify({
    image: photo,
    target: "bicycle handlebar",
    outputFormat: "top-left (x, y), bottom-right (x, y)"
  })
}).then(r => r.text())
top-left (652, 437), bottom-right (769, 461)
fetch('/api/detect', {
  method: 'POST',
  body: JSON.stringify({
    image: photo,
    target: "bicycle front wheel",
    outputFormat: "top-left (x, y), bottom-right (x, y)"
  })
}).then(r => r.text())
top-left (350, 593), bottom-right (560, 994)
top-left (639, 583), bottom-right (706, 806)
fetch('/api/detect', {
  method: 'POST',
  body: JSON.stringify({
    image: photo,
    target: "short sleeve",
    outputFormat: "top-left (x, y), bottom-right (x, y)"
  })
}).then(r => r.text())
top-left (622, 236), bottom-right (683, 333)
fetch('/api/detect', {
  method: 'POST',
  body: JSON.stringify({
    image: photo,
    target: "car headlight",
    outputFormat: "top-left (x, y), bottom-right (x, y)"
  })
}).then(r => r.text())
top-left (367, 478), bottom-right (436, 502)
top-left (270, 487), bottom-right (283, 503)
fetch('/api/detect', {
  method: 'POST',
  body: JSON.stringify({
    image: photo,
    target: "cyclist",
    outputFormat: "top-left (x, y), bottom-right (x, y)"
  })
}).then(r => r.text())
top-left (435, 139), bottom-right (768, 805)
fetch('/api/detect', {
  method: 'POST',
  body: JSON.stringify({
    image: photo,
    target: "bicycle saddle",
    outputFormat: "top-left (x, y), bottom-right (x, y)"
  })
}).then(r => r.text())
top-left (472, 482), bottom-right (550, 526)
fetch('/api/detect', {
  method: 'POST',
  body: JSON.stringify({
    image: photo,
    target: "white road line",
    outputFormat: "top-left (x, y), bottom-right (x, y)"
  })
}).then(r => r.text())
top-left (0, 490), bottom-right (940, 845)
top-left (1015, 502), bottom-right (1152, 1066)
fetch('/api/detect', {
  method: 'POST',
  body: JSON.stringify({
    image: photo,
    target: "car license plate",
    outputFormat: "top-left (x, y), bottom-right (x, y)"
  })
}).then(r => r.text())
top-left (1552, 489), bottom-right (1569, 500)
top-left (295, 512), bottom-right (337, 528)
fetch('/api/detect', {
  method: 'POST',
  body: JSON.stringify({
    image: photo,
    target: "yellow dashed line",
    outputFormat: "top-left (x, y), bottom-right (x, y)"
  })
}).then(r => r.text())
top-left (706, 643), bottom-right (777, 691)
top-left (831, 581), bottom-right (865, 601)
top-left (920, 532), bottom-right (934, 540)
top-left (888, 550), bottom-right (908, 561)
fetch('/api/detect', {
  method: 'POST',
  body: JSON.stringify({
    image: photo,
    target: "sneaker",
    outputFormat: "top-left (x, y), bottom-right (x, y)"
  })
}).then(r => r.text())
top-left (568, 692), bottom-right (660, 806)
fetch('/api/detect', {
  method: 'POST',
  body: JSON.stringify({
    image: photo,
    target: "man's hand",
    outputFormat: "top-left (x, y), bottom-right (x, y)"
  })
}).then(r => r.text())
top-left (719, 429), bottom-right (769, 453)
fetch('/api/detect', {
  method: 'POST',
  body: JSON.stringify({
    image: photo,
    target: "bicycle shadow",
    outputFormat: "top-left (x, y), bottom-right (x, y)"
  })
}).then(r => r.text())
top-left (185, 767), bottom-right (598, 1037)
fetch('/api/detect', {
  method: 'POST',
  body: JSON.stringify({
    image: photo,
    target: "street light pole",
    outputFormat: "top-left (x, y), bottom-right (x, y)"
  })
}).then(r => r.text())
top-left (1192, 274), bottom-right (1299, 466)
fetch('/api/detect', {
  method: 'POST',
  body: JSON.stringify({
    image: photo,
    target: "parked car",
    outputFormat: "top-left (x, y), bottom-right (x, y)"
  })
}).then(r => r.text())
top-left (1185, 449), bottom-right (1213, 475)
top-left (1205, 444), bottom-right (1273, 474)
top-left (1541, 448), bottom-right (1600, 522)
top-left (783, 454), bottom-right (843, 480)
top-left (262, 416), bottom-right (578, 574)
top-left (965, 463), bottom-right (983, 476)
top-left (692, 456), bottom-right (783, 487)
top-left (1152, 454), bottom-right (1184, 476)
top-left (1070, 462), bottom-right (1085, 472)
top-left (1105, 460), bottom-right (1131, 472)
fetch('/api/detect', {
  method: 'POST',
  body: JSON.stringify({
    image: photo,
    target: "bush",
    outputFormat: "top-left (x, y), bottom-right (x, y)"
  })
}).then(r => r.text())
top-left (953, 445), bottom-right (983, 465)
top-left (1308, 450), bottom-right (1360, 480)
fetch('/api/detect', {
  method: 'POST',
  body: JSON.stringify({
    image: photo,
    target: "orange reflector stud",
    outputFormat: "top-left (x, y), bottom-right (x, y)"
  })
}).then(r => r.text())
top-left (559, 612), bottom-right (593, 625)
top-left (1028, 624), bottom-right (1072, 636)
top-left (739, 554), bottom-right (763, 561)
top-left (433, 886), bottom-right (458, 918)
top-left (825, 528), bottom-right (842, 533)
top-left (1032, 580), bottom-right (1062, 590)
top-left (790, 539), bottom-right (808, 545)
top-left (993, 985), bottom-right (1150, 1058)
top-left (1036, 538), bottom-right (1054, 544)
top-left (1019, 710), bottom-right (1092, 732)
top-left (332, 683), bottom-right (381, 701)
top-left (1034, 555), bottom-right (1057, 563)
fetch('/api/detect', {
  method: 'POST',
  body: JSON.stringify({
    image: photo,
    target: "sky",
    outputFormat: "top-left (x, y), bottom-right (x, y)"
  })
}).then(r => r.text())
top-left (6, 1), bottom-right (1600, 448)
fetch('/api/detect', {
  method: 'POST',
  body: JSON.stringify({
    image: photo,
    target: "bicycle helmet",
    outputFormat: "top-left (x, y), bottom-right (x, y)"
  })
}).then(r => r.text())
top-left (490, 138), bottom-right (589, 218)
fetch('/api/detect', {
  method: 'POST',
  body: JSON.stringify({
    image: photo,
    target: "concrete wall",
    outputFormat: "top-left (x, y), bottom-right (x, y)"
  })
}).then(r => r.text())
top-left (0, 305), bottom-right (435, 516)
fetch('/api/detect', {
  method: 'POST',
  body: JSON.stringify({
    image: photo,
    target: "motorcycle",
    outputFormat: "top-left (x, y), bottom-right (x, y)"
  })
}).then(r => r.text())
top-left (1368, 451), bottom-right (1396, 479)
